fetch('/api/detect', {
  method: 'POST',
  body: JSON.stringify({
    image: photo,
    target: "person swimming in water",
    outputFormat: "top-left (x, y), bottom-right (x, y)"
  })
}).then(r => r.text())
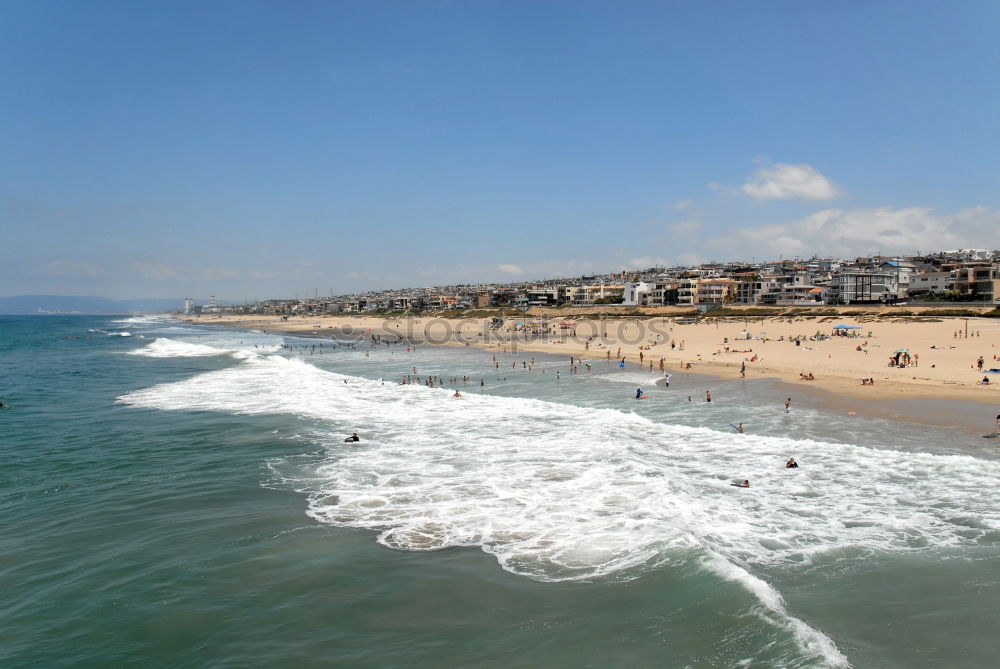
top-left (786, 457), bottom-right (798, 468)
top-left (733, 480), bottom-right (750, 488)
top-left (453, 391), bottom-right (462, 398)
top-left (635, 387), bottom-right (643, 399)
top-left (344, 432), bottom-right (360, 442)
top-left (736, 422), bottom-right (745, 433)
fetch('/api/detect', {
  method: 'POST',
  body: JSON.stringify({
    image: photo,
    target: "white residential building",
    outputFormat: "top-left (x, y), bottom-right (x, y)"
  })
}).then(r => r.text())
top-left (623, 281), bottom-right (653, 306)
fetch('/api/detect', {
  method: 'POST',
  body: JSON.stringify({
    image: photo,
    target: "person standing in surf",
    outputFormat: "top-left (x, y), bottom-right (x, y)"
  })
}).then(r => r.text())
top-left (784, 397), bottom-right (791, 412)
top-left (706, 390), bottom-right (712, 402)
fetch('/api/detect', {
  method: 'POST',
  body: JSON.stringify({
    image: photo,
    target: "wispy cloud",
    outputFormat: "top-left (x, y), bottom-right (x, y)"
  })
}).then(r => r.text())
top-left (132, 261), bottom-right (186, 280)
top-left (709, 206), bottom-right (999, 258)
top-left (33, 260), bottom-right (109, 278)
top-left (497, 263), bottom-right (524, 275)
top-left (201, 267), bottom-right (243, 281)
top-left (742, 163), bottom-right (843, 201)
top-left (131, 263), bottom-right (311, 282)
top-left (628, 256), bottom-right (669, 269)
top-left (672, 199), bottom-right (692, 210)
top-left (668, 219), bottom-right (702, 236)
top-left (675, 253), bottom-right (703, 266)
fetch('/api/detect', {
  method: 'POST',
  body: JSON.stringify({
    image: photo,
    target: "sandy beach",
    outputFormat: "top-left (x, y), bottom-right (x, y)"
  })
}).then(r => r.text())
top-left (183, 312), bottom-right (1000, 408)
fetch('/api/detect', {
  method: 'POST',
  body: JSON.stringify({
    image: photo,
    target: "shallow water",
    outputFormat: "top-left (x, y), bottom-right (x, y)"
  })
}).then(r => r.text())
top-left (2, 315), bottom-right (998, 667)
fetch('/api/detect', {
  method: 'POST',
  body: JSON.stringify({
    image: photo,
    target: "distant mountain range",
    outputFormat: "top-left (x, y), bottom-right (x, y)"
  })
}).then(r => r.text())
top-left (0, 295), bottom-right (189, 314)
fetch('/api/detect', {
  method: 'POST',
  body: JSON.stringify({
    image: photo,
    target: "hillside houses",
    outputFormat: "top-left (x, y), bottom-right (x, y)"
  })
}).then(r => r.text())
top-left (208, 249), bottom-right (1000, 316)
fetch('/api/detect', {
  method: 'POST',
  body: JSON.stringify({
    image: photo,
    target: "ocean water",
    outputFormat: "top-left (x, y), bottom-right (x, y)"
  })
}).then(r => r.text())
top-left (2, 315), bottom-right (999, 668)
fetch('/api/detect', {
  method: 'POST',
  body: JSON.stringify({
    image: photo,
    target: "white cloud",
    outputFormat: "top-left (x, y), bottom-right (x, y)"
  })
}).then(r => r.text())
top-left (707, 181), bottom-right (740, 197)
top-left (713, 206), bottom-right (1000, 258)
top-left (34, 260), bottom-right (109, 278)
top-left (490, 259), bottom-right (601, 280)
top-left (675, 253), bottom-right (703, 266)
top-left (132, 261), bottom-right (186, 280)
top-left (742, 163), bottom-right (843, 201)
top-left (201, 267), bottom-right (243, 281)
top-left (347, 271), bottom-right (362, 279)
top-left (672, 199), bottom-right (692, 210)
top-left (628, 256), bottom-right (669, 269)
top-left (668, 219), bottom-right (702, 236)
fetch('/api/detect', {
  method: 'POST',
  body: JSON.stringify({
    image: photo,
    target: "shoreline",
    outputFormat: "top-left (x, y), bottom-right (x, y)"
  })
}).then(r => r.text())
top-left (179, 313), bottom-right (1000, 432)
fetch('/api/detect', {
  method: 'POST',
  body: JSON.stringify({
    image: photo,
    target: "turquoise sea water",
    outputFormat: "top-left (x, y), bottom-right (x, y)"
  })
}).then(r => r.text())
top-left (2, 315), bottom-right (999, 668)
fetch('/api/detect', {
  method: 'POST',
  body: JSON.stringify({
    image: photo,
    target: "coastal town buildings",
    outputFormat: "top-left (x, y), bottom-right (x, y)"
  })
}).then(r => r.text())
top-left (952, 264), bottom-right (1000, 303)
top-left (194, 249), bottom-right (1000, 316)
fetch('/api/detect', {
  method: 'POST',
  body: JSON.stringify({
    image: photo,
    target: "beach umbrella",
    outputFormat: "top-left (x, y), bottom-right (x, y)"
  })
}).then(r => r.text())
top-left (833, 324), bottom-right (861, 329)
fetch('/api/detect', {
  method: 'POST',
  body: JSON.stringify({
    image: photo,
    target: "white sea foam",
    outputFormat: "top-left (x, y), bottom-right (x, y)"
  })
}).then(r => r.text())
top-left (113, 315), bottom-right (172, 326)
top-left (703, 553), bottom-right (849, 667)
top-left (119, 355), bottom-right (1000, 571)
top-left (127, 338), bottom-right (232, 358)
top-left (118, 354), bottom-right (1000, 665)
top-left (592, 370), bottom-right (667, 386)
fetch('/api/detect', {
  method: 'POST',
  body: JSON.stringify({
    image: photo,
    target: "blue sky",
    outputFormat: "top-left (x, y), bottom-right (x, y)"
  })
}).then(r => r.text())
top-left (2, 0), bottom-right (998, 300)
